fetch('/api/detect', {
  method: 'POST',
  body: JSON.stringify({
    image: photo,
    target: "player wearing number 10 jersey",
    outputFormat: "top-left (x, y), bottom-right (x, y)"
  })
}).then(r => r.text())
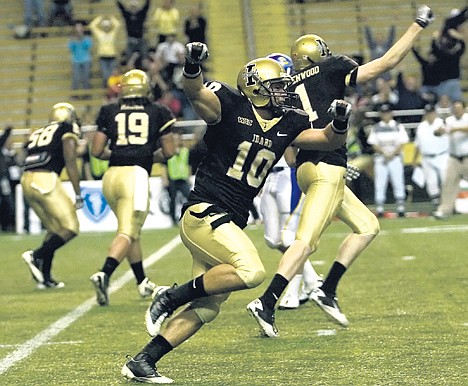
top-left (121, 43), bottom-right (352, 383)
top-left (90, 69), bottom-right (176, 306)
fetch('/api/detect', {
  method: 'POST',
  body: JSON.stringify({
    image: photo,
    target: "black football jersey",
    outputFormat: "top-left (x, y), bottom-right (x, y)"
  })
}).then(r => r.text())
top-left (290, 55), bottom-right (358, 168)
top-left (96, 101), bottom-right (176, 174)
top-left (186, 81), bottom-right (310, 228)
top-left (23, 121), bottom-right (80, 174)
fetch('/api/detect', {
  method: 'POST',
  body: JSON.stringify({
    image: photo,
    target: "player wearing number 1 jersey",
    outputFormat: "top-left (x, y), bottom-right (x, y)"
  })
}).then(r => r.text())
top-left (21, 103), bottom-right (82, 289)
top-left (121, 42), bottom-right (351, 384)
top-left (90, 69), bottom-right (176, 306)
top-left (248, 5), bottom-right (435, 335)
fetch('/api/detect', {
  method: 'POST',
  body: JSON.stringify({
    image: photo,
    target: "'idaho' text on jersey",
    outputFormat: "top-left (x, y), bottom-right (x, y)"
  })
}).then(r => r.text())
top-left (186, 81), bottom-right (310, 228)
top-left (96, 101), bottom-right (176, 174)
top-left (290, 55), bottom-right (358, 168)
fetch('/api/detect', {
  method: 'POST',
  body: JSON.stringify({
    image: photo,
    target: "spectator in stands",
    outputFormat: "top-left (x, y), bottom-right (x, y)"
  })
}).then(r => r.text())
top-left (117, 0), bottom-right (151, 68)
top-left (433, 100), bottom-right (468, 219)
top-left (154, 33), bottom-right (185, 84)
top-left (145, 54), bottom-right (170, 100)
top-left (369, 78), bottom-right (398, 112)
top-left (394, 70), bottom-right (427, 129)
top-left (367, 104), bottom-right (409, 217)
top-left (184, 4), bottom-right (207, 44)
top-left (431, 28), bottom-right (465, 102)
top-left (152, 0), bottom-right (180, 44)
top-left (89, 15), bottom-right (121, 88)
top-left (0, 125), bottom-right (15, 232)
top-left (68, 21), bottom-right (93, 96)
top-left (106, 65), bottom-right (124, 102)
top-left (48, 0), bottom-right (74, 27)
top-left (411, 45), bottom-right (440, 100)
top-left (24, 0), bottom-right (46, 30)
top-left (435, 94), bottom-right (453, 120)
top-left (412, 104), bottom-right (449, 209)
top-left (364, 24), bottom-right (396, 81)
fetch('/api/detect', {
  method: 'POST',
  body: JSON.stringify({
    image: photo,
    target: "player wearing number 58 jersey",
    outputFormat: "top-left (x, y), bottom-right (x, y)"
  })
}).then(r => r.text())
top-left (90, 69), bottom-right (177, 306)
top-left (121, 43), bottom-right (351, 384)
top-left (249, 5), bottom-right (435, 334)
top-left (21, 103), bottom-right (82, 289)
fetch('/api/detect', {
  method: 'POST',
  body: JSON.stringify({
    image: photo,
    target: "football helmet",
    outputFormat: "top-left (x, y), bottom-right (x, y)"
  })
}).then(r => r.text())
top-left (49, 102), bottom-right (78, 124)
top-left (290, 34), bottom-right (332, 71)
top-left (237, 58), bottom-right (298, 109)
top-left (266, 53), bottom-right (294, 75)
top-left (120, 69), bottom-right (152, 99)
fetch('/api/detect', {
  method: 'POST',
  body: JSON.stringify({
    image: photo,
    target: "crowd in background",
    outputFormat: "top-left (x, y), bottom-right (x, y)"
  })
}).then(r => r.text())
top-left (1, 2), bottom-right (467, 232)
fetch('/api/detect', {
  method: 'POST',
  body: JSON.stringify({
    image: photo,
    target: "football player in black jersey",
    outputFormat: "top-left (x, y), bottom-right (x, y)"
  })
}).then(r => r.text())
top-left (21, 103), bottom-right (83, 289)
top-left (90, 69), bottom-right (177, 306)
top-left (248, 5), bottom-right (435, 333)
top-left (121, 42), bottom-right (352, 383)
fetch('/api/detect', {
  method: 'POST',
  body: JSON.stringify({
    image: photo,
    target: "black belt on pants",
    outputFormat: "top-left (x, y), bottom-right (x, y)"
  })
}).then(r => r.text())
top-left (189, 204), bottom-right (234, 230)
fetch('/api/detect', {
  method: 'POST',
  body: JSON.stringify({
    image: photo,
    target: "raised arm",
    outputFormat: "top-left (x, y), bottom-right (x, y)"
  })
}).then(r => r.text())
top-left (356, 5), bottom-right (434, 84)
top-left (181, 43), bottom-right (221, 124)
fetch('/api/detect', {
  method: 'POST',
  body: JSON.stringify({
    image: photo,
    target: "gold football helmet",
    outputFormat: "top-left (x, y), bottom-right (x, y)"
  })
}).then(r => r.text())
top-left (237, 58), bottom-right (297, 109)
top-left (290, 34), bottom-right (332, 71)
top-left (120, 69), bottom-right (152, 99)
top-left (49, 102), bottom-right (78, 124)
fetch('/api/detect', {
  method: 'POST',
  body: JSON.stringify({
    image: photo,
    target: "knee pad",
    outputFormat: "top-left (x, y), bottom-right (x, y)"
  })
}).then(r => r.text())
top-left (191, 293), bottom-right (230, 323)
top-left (235, 259), bottom-right (265, 288)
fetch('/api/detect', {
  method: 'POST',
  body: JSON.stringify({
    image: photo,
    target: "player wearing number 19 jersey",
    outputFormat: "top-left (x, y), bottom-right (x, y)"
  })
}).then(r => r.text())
top-left (90, 69), bottom-right (176, 306)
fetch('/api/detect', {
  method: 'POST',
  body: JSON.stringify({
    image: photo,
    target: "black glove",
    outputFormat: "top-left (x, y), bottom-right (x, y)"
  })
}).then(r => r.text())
top-left (185, 42), bottom-right (209, 65)
top-left (75, 195), bottom-right (84, 210)
top-left (415, 5), bottom-right (434, 28)
top-left (183, 43), bottom-right (209, 78)
top-left (328, 99), bottom-right (352, 121)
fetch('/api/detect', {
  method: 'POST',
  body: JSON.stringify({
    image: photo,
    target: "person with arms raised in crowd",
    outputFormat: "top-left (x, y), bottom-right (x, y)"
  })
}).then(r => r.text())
top-left (247, 5), bottom-right (434, 336)
top-left (90, 69), bottom-right (176, 306)
top-left (121, 42), bottom-right (352, 384)
top-left (21, 103), bottom-right (82, 289)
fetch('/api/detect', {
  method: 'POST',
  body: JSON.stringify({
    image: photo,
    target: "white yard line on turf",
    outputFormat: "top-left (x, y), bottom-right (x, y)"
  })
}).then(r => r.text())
top-left (0, 236), bottom-right (181, 375)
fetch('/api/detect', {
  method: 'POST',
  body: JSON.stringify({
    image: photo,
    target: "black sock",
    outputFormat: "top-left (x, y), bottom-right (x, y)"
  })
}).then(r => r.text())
top-left (260, 274), bottom-right (289, 310)
top-left (34, 234), bottom-right (66, 279)
top-left (138, 335), bottom-right (173, 367)
top-left (321, 262), bottom-right (347, 296)
top-left (130, 261), bottom-right (146, 284)
top-left (101, 257), bottom-right (120, 278)
top-left (167, 275), bottom-right (208, 308)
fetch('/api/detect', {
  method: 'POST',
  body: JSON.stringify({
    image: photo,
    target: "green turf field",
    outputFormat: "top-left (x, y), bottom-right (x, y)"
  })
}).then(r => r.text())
top-left (1, 215), bottom-right (467, 385)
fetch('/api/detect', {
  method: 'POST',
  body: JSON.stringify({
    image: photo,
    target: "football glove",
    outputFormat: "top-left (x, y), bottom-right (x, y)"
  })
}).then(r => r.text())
top-left (75, 195), bottom-right (84, 210)
top-left (415, 5), bottom-right (434, 28)
top-left (328, 99), bottom-right (352, 121)
top-left (345, 164), bottom-right (361, 181)
top-left (185, 42), bottom-right (209, 65)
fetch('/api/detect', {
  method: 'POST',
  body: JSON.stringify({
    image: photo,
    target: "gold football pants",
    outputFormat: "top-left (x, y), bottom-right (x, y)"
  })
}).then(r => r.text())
top-left (21, 171), bottom-right (79, 234)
